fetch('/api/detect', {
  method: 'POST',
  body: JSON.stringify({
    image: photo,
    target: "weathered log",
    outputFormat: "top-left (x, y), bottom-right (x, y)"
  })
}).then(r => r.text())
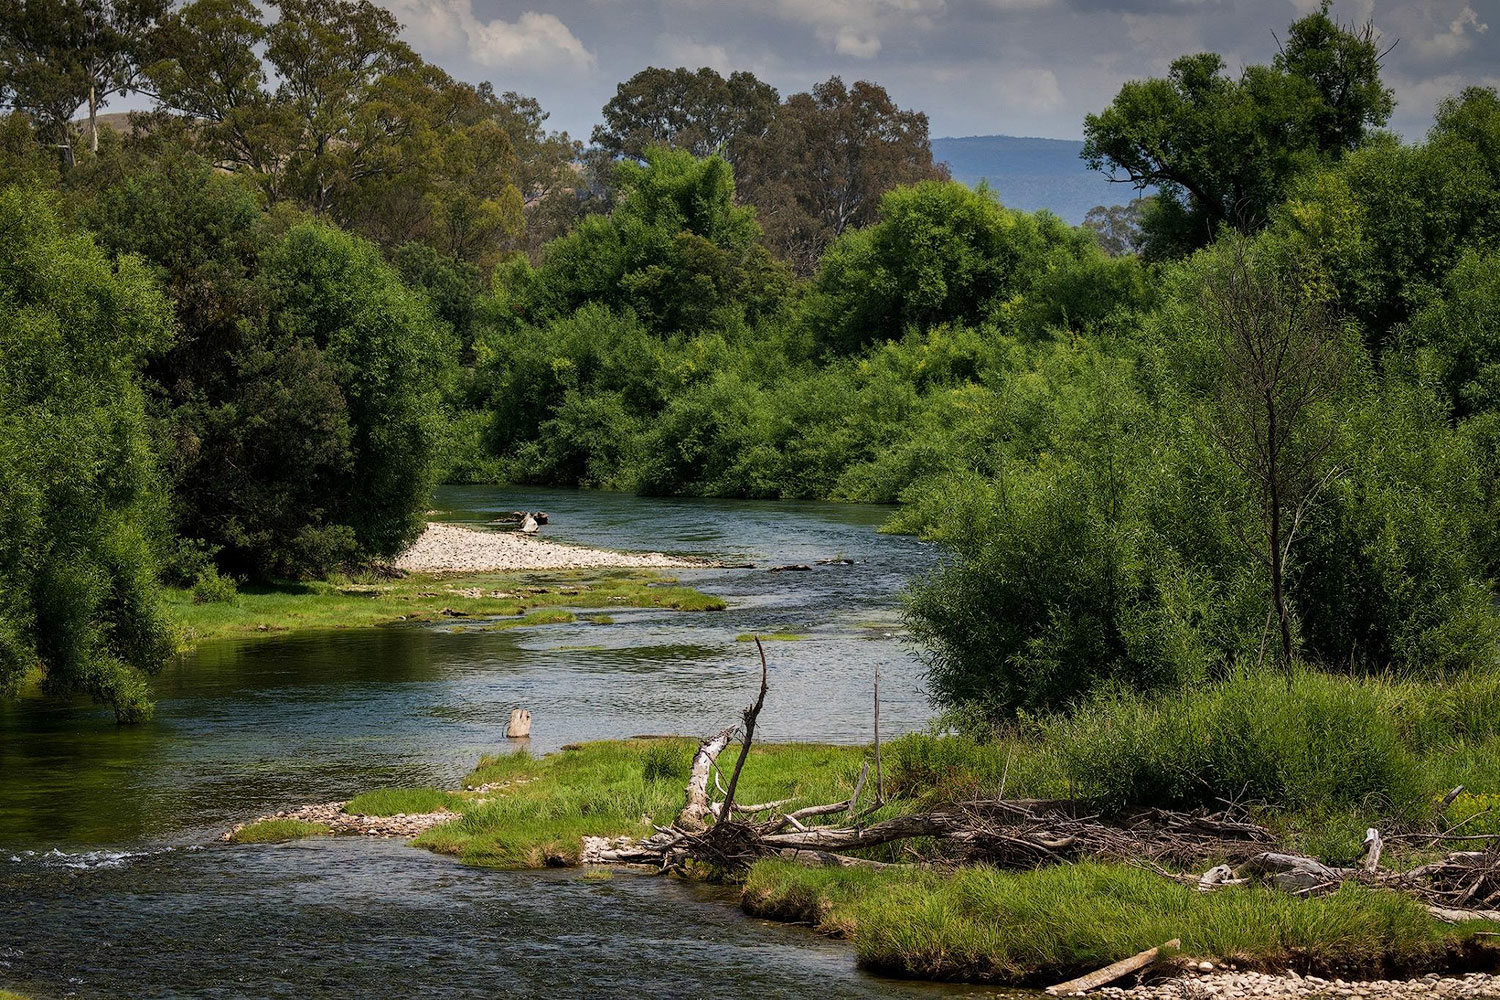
top-left (1362, 828), bottom-right (1383, 872)
top-left (1045, 939), bottom-right (1179, 996)
top-left (505, 708), bottom-right (531, 739)
top-left (1198, 864), bottom-right (1236, 891)
top-left (679, 727), bottom-right (736, 831)
top-left (1236, 852), bottom-right (1350, 893)
top-left (1428, 905), bottom-right (1500, 924)
top-left (768, 847), bottom-right (904, 870)
top-left (763, 810), bottom-right (966, 851)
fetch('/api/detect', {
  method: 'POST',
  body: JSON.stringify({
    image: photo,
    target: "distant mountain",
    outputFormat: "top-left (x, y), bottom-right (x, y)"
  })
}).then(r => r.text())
top-left (931, 135), bottom-right (1145, 226)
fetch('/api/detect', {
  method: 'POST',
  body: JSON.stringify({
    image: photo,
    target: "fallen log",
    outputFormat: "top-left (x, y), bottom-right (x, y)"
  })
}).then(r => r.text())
top-left (1235, 853), bottom-right (1350, 893)
top-left (1427, 905), bottom-right (1500, 924)
top-left (1045, 939), bottom-right (1180, 996)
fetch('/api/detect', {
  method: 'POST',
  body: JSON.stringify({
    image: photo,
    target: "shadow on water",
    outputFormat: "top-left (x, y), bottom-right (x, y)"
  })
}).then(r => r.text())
top-left (0, 489), bottom-right (986, 999)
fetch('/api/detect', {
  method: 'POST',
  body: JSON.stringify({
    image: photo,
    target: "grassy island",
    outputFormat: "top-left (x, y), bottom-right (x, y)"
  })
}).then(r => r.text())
top-left (167, 569), bottom-right (726, 650)
top-left (301, 670), bottom-right (1500, 988)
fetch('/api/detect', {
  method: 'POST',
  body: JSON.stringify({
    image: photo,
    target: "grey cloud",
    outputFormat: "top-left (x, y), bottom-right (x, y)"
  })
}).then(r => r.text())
top-left (391, 0), bottom-right (1498, 142)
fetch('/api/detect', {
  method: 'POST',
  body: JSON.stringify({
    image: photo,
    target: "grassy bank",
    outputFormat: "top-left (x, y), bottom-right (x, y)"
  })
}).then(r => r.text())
top-left (742, 861), bottom-right (1494, 985)
top-left (284, 664), bottom-right (1500, 986)
top-left (166, 569), bottom-right (726, 648)
top-left (410, 739), bottom-right (895, 868)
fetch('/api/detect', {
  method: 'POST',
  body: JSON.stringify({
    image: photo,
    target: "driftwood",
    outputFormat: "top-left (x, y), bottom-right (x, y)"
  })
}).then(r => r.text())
top-left (589, 643), bottom-right (1500, 934)
top-left (593, 644), bottom-right (1284, 877)
top-left (1168, 842), bottom-right (1500, 922)
top-left (679, 727), bottom-right (735, 831)
top-left (1046, 939), bottom-right (1179, 996)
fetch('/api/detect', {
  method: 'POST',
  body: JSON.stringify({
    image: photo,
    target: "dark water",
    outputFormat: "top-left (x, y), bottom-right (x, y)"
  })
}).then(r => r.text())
top-left (0, 489), bottom-right (992, 999)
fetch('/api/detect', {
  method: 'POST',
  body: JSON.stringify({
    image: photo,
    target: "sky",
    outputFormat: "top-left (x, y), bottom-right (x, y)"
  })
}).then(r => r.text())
top-left (366, 0), bottom-right (1498, 144)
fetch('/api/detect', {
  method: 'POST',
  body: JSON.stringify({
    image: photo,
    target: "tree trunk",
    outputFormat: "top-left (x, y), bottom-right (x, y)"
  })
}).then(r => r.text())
top-left (89, 85), bottom-right (99, 154)
top-left (1266, 401), bottom-right (1294, 669)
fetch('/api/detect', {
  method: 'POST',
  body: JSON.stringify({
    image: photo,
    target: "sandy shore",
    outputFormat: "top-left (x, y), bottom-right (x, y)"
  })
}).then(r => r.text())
top-left (394, 521), bottom-right (714, 573)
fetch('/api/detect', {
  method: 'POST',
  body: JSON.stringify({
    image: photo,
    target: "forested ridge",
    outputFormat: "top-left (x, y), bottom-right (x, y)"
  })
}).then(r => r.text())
top-left (3, 0), bottom-right (1500, 735)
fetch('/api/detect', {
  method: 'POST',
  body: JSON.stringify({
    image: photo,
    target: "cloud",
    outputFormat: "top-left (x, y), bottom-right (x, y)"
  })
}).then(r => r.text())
top-left (656, 35), bottom-right (734, 72)
top-left (831, 28), bottom-right (884, 57)
top-left (767, 0), bottom-right (945, 58)
top-left (1412, 4), bottom-right (1488, 61)
top-left (379, 1), bottom-right (596, 71)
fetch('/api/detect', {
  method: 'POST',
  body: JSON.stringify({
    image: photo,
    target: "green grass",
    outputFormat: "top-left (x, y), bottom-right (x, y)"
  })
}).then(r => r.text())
top-left (1049, 667), bottom-right (1500, 816)
top-left (480, 609), bottom-right (576, 631)
top-left (411, 740), bottom-right (893, 869)
top-left (742, 861), bottom-right (1496, 985)
top-left (344, 786), bottom-right (466, 816)
top-left (166, 568), bottom-right (725, 648)
top-left (227, 818), bottom-right (331, 843)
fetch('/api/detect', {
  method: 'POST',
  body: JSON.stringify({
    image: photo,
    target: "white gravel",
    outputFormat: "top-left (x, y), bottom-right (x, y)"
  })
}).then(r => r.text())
top-left (394, 521), bottom-right (713, 573)
top-left (1090, 969), bottom-right (1500, 1000)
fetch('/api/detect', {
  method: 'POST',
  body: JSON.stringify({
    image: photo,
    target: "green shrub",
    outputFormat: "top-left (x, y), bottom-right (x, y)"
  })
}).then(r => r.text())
top-left (190, 568), bottom-right (238, 604)
top-left (1053, 669), bottom-right (1427, 813)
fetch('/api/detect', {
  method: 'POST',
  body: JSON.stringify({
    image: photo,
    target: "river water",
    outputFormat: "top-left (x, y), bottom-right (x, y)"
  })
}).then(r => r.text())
top-left (0, 488), bottom-right (997, 999)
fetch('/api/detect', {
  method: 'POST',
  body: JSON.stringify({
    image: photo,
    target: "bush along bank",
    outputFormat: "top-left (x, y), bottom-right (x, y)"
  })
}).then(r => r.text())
top-left (238, 665), bottom-right (1500, 990)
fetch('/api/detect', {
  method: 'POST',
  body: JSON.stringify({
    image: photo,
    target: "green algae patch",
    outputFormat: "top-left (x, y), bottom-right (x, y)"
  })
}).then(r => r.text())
top-left (734, 632), bottom-right (807, 642)
top-left (344, 787), bottom-right (467, 816)
top-left (228, 818), bottom-right (331, 843)
top-left (742, 861), bottom-right (1495, 986)
top-left (168, 569), bottom-right (724, 649)
top-left (409, 740), bottom-right (890, 870)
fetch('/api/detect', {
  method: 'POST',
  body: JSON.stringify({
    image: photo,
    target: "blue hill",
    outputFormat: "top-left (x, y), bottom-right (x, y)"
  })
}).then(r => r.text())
top-left (931, 135), bottom-right (1145, 225)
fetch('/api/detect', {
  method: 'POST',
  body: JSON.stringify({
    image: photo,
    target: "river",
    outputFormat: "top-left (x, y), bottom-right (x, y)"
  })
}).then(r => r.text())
top-left (0, 488), bottom-right (1000, 999)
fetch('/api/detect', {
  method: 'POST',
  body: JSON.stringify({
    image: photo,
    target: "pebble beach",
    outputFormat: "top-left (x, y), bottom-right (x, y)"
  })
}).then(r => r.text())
top-left (394, 521), bottom-right (715, 573)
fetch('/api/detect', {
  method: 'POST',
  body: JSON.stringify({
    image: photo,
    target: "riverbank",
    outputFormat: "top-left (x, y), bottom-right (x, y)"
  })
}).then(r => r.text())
top-left (167, 567), bottom-right (726, 648)
top-left (394, 521), bottom-right (719, 573)
top-left (234, 736), bottom-right (1500, 992)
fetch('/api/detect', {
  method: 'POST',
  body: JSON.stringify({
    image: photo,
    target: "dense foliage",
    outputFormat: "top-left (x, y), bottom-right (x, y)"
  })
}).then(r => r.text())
top-left (0, 190), bottom-right (174, 720)
top-left (3, 0), bottom-right (1499, 734)
top-left (1082, 3), bottom-right (1392, 259)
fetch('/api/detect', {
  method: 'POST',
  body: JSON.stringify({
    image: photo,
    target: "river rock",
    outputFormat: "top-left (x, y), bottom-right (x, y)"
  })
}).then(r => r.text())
top-left (507, 708), bottom-right (532, 738)
top-left (520, 514), bottom-right (539, 534)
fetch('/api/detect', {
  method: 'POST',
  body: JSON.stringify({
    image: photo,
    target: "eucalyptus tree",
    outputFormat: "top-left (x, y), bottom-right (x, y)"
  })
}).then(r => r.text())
top-left (0, 0), bottom-right (165, 164)
top-left (1082, 3), bottom-right (1392, 258)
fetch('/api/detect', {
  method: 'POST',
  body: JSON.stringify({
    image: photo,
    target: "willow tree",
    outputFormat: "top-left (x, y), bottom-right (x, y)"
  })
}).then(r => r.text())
top-left (0, 188), bottom-right (175, 720)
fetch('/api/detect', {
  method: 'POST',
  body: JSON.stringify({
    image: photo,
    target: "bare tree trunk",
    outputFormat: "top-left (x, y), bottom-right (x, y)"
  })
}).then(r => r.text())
top-left (89, 85), bottom-right (99, 154)
top-left (1266, 408), bottom-right (1294, 669)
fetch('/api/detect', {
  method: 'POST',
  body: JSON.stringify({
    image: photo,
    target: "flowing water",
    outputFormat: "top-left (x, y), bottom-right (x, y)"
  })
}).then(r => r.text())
top-left (0, 488), bottom-right (999, 999)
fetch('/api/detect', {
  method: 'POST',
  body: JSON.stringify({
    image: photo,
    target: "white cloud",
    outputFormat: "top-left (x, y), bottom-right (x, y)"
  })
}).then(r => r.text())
top-left (379, 1), bottom-right (596, 71)
top-left (770, 0), bottom-right (944, 57)
top-left (832, 28), bottom-right (883, 57)
top-left (656, 34), bottom-right (734, 72)
top-left (1412, 4), bottom-right (1488, 61)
